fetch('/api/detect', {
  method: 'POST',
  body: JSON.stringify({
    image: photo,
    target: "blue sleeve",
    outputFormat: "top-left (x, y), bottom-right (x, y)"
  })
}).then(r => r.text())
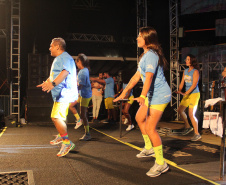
top-left (62, 58), bottom-right (74, 74)
top-left (78, 70), bottom-right (87, 86)
top-left (105, 78), bottom-right (110, 84)
top-left (145, 52), bottom-right (158, 74)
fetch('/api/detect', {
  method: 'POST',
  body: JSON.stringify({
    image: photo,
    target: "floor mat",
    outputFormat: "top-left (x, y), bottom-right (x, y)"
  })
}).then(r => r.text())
top-left (162, 139), bottom-right (221, 165)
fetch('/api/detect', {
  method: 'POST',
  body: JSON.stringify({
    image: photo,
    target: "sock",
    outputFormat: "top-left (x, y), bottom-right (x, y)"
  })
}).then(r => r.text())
top-left (74, 113), bottom-right (80, 121)
top-left (142, 134), bottom-right (152, 150)
top-left (60, 133), bottom-right (70, 145)
top-left (84, 126), bottom-right (89, 133)
top-left (153, 145), bottom-right (164, 165)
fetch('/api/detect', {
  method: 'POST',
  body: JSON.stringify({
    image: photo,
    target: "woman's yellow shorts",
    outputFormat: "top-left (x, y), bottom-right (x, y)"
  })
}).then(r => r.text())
top-left (127, 95), bottom-right (134, 105)
top-left (80, 97), bottom-right (92, 107)
top-left (180, 92), bottom-right (200, 108)
top-left (144, 97), bottom-right (169, 112)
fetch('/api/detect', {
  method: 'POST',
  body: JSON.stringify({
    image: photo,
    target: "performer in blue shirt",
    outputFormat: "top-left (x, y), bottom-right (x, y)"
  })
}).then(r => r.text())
top-left (176, 54), bottom-right (201, 141)
top-left (90, 72), bottom-right (116, 123)
top-left (114, 27), bottom-right (171, 177)
top-left (37, 37), bottom-right (78, 157)
top-left (75, 53), bottom-right (92, 141)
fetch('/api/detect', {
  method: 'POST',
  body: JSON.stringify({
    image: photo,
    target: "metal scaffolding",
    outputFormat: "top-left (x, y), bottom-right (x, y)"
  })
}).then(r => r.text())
top-left (66, 33), bottom-right (115, 42)
top-left (10, 0), bottom-right (20, 121)
top-left (169, 0), bottom-right (179, 120)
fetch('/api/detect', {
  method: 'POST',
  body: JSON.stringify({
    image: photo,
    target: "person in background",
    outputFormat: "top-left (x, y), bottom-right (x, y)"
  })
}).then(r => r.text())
top-left (115, 70), bottom-right (134, 131)
top-left (176, 54), bottom-right (201, 141)
top-left (37, 37), bottom-right (77, 157)
top-left (113, 75), bottom-right (120, 95)
top-left (75, 53), bottom-right (92, 141)
top-left (114, 27), bottom-right (171, 177)
top-left (91, 72), bottom-right (104, 122)
top-left (90, 72), bottom-right (116, 123)
top-left (69, 93), bottom-right (82, 129)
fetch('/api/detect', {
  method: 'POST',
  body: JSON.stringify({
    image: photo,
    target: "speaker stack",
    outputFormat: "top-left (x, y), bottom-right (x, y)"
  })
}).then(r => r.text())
top-left (27, 54), bottom-right (53, 123)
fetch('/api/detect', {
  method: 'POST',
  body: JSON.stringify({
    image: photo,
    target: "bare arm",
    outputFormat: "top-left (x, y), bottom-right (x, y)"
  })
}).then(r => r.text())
top-left (90, 77), bottom-right (106, 85)
top-left (133, 72), bottom-right (153, 106)
top-left (36, 70), bottom-right (69, 93)
top-left (114, 71), bottom-right (140, 102)
top-left (175, 71), bottom-right (185, 95)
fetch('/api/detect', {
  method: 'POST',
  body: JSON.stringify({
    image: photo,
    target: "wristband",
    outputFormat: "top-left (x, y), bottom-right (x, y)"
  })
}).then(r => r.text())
top-left (140, 95), bottom-right (146, 99)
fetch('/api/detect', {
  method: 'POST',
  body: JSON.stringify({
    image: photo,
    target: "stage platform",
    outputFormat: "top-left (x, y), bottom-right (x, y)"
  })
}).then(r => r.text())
top-left (0, 120), bottom-right (225, 185)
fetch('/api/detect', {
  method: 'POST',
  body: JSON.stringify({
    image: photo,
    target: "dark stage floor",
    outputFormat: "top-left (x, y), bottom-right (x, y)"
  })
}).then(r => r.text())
top-left (0, 121), bottom-right (224, 185)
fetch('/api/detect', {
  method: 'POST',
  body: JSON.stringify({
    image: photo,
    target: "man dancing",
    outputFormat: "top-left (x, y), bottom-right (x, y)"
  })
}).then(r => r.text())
top-left (37, 37), bottom-right (78, 157)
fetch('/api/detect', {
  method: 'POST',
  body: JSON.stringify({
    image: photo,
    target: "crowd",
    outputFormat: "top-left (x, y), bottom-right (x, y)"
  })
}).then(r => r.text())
top-left (37, 26), bottom-right (201, 177)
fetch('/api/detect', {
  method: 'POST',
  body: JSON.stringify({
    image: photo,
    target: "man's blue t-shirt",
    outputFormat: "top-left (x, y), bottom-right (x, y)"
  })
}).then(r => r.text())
top-left (138, 50), bottom-right (171, 105)
top-left (104, 77), bottom-right (115, 98)
top-left (50, 52), bottom-right (78, 103)
top-left (77, 67), bottom-right (92, 98)
top-left (184, 68), bottom-right (199, 94)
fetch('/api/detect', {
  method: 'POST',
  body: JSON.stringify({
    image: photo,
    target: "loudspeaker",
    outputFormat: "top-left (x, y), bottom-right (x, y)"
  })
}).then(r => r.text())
top-left (27, 89), bottom-right (53, 107)
top-left (27, 106), bottom-right (52, 123)
top-left (28, 54), bottom-right (53, 89)
top-left (27, 89), bottom-right (53, 123)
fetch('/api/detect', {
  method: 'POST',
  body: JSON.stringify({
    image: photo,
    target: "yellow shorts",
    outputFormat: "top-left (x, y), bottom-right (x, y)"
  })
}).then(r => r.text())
top-left (144, 97), bottom-right (169, 112)
top-left (51, 102), bottom-right (70, 121)
top-left (105, 97), bottom-right (114, 109)
top-left (180, 92), bottom-right (200, 108)
top-left (80, 97), bottom-right (92, 107)
top-left (127, 95), bottom-right (134, 104)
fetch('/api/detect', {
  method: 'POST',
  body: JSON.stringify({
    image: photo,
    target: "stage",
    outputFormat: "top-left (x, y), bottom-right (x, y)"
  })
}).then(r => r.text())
top-left (0, 121), bottom-right (224, 185)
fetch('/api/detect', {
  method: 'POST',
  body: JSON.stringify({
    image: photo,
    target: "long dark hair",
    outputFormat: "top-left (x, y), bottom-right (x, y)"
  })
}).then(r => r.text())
top-left (138, 27), bottom-right (168, 70)
top-left (76, 53), bottom-right (90, 70)
top-left (187, 54), bottom-right (200, 71)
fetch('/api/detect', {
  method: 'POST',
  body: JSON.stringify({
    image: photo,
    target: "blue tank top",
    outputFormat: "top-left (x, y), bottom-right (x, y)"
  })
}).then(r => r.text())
top-left (184, 68), bottom-right (199, 94)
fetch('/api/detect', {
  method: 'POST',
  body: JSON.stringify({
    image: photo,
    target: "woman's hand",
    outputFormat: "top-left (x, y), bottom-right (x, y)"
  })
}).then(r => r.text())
top-left (113, 92), bottom-right (126, 102)
top-left (175, 91), bottom-right (186, 96)
top-left (133, 96), bottom-right (145, 106)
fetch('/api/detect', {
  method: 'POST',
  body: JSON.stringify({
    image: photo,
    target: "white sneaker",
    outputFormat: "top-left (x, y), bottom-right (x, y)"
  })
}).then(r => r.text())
top-left (124, 118), bottom-right (128, 124)
top-left (74, 119), bottom-right (83, 129)
top-left (126, 124), bottom-right (134, 131)
top-left (146, 161), bottom-right (169, 177)
top-left (136, 148), bottom-right (154, 158)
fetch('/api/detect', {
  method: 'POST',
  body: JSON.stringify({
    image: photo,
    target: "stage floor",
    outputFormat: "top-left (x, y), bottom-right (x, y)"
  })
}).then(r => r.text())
top-left (0, 121), bottom-right (225, 185)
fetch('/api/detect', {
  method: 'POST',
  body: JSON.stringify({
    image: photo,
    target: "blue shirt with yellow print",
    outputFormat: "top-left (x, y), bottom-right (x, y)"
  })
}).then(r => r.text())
top-left (137, 50), bottom-right (171, 105)
top-left (184, 68), bottom-right (199, 94)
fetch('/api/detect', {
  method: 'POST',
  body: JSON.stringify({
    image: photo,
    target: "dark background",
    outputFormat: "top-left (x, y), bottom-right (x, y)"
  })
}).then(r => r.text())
top-left (0, 0), bottom-right (226, 122)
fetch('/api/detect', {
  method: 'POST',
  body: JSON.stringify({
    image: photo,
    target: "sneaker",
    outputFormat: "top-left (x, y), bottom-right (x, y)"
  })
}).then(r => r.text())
top-left (74, 119), bottom-right (83, 129)
top-left (50, 135), bottom-right (63, 145)
top-left (136, 148), bottom-right (155, 158)
top-left (57, 141), bottom-right (75, 157)
top-left (191, 134), bottom-right (201, 141)
top-left (182, 127), bottom-right (193, 135)
top-left (124, 118), bottom-right (128, 124)
top-left (126, 124), bottom-right (134, 131)
top-left (79, 133), bottom-right (92, 141)
top-left (146, 161), bottom-right (169, 177)
top-left (102, 119), bottom-right (110, 123)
